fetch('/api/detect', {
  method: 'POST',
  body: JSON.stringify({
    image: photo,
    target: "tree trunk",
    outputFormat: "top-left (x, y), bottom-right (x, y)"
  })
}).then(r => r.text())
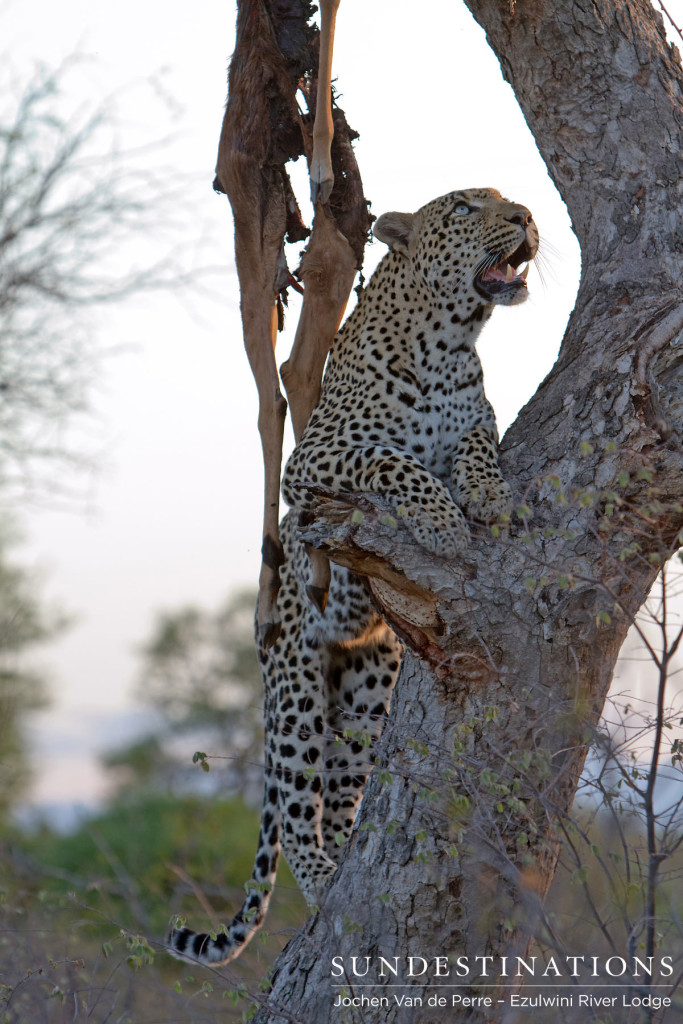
top-left (252, 2), bottom-right (683, 1020)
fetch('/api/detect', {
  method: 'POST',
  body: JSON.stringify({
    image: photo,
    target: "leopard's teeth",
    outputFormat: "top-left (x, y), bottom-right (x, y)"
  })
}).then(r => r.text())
top-left (505, 263), bottom-right (515, 281)
top-left (518, 262), bottom-right (529, 281)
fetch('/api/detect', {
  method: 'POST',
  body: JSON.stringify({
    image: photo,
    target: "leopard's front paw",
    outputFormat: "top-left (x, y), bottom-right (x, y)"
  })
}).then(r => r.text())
top-left (462, 479), bottom-right (513, 523)
top-left (398, 504), bottom-right (470, 559)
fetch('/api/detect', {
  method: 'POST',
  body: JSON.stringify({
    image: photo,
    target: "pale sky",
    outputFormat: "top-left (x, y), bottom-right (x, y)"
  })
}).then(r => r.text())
top-left (9, 0), bottom-right (589, 816)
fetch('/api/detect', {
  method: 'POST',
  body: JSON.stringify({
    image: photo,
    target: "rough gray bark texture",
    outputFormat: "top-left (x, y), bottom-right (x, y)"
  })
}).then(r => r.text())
top-left (251, 1), bottom-right (683, 1021)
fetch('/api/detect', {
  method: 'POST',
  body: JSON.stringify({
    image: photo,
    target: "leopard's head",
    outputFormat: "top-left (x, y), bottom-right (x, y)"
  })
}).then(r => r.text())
top-left (374, 187), bottom-right (539, 309)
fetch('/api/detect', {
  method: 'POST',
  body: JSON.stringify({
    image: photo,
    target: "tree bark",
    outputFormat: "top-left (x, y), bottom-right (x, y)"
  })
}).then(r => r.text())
top-left (252, 2), bottom-right (683, 1021)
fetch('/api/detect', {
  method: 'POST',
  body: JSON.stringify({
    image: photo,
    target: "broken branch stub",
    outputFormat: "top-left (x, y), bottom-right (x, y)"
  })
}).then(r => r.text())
top-left (293, 488), bottom-right (459, 661)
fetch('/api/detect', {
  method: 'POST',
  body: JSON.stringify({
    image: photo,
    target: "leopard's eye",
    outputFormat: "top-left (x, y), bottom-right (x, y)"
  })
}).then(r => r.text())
top-left (453, 202), bottom-right (472, 216)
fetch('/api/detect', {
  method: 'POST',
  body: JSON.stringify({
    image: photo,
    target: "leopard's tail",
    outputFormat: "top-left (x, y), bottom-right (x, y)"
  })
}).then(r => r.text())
top-left (167, 778), bottom-right (280, 965)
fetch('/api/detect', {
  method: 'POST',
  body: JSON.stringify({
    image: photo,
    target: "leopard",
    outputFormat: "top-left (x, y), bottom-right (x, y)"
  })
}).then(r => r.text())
top-left (169, 187), bottom-right (539, 965)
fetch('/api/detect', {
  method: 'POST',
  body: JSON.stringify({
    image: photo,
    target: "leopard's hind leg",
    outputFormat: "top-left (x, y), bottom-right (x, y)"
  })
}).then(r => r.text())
top-left (263, 533), bottom-right (339, 903)
top-left (322, 634), bottom-right (401, 858)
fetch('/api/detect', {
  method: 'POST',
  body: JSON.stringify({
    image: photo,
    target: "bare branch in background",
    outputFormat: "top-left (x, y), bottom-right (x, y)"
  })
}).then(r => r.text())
top-left (0, 56), bottom-right (227, 501)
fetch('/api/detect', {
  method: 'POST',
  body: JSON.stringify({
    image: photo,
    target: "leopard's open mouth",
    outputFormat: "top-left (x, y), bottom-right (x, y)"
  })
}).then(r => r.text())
top-left (474, 239), bottom-right (535, 302)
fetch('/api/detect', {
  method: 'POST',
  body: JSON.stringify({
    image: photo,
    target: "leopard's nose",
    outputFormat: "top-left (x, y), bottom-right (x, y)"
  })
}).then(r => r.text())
top-left (505, 207), bottom-right (533, 228)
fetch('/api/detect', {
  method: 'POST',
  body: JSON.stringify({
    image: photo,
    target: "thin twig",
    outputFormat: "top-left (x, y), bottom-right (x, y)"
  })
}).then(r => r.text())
top-left (657, 0), bottom-right (683, 42)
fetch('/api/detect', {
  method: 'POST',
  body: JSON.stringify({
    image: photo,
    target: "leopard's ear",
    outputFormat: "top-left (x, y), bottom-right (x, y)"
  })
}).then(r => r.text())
top-left (373, 211), bottom-right (416, 256)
